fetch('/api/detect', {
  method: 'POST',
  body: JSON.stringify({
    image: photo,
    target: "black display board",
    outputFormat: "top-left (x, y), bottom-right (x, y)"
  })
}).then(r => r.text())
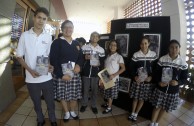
top-left (102, 16), bottom-right (171, 119)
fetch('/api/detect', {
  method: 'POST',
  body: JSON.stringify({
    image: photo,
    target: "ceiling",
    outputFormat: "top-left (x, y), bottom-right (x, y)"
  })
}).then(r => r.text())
top-left (62, 0), bottom-right (131, 23)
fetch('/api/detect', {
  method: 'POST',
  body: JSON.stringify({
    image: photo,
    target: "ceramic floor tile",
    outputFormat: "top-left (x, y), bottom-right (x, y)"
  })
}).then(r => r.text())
top-left (179, 114), bottom-right (193, 125)
top-left (185, 110), bottom-right (194, 120)
top-left (79, 110), bottom-right (96, 119)
top-left (22, 116), bottom-right (37, 126)
top-left (21, 99), bottom-right (34, 108)
top-left (15, 106), bottom-right (32, 116)
top-left (177, 106), bottom-right (188, 113)
top-left (171, 118), bottom-right (189, 126)
top-left (113, 114), bottom-right (134, 126)
top-left (6, 114), bottom-right (27, 126)
top-left (98, 116), bottom-right (118, 126)
top-left (60, 119), bottom-right (79, 126)
top-left (29, 108), bottom-right (47, 117)
top-left (18, 85), bottom-right (28, 92)
top-left (45, 110), bottom-right (62, 119)
top-left (80, 118), bottom-right (99, 126)
top-left (55, 102), bottom-right (62, 111)
top-left (136, 120), bottom-right (151, 126)
top-left (112, 107), bottom-right (128, 116)
top-left (96, 111), bottom-right (112, 118)
top-left (162, 112), bottom-right (177, 123)
top-left (170, 109), bottom-right (183, 118)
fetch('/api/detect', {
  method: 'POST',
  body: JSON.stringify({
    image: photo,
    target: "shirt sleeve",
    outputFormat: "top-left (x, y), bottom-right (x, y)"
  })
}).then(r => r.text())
top-left (118, 55), bottom-right (124, 64)
top-left (16, 33), bottom-right (25, 57)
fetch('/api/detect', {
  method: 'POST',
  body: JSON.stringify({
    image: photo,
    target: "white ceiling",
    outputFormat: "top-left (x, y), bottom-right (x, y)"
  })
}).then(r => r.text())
top-left (62, 0), bottom-right (131, 23)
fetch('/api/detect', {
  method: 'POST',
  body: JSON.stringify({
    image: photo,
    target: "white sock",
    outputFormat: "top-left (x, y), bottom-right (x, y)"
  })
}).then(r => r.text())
top-left (131, 112), bottom-right (135, 116)
top-left (154, 123), bottom-right (159, 126)
top-left (133, 113), bottom-right (138, 117)
top-left (149, 122), bottom-right (154, 126)
top-left (64, 112), bottom-right (70, 119)
top-left (70, 111), bottom-right (77, 117)
top-left (107, 107), bottom-right (111, 110)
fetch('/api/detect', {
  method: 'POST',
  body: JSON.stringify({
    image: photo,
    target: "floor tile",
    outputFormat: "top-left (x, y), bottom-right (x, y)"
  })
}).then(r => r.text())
top-left (98, 116), bottom-right (118, 126)
top-left (136, 120), bottom-right (150, 126)
top-left (162, 112), bottom-right (177, 123)
top-left (185, 110), bottom-right (194, 120)
top-left (29, 108), bottom-right (47, 117)
top-left (6, 113), bottom-right (26, 126)
top-left (171, 118), bottom-right (189, 126)
top-left (21, 99), bottom-right (33, 108)
top-left (80, 118), bottom-right (99, 126)
top-left (45, 110), bottom-right (62, 119)
top-left (170, 109), bottom-right (183, 118)
top-left (60, 119), bottom-right (79, 126)
top-left (79, 110), bottom-right (96, 119)
top-left (112, 107), bottom-right (127, 116)
top-left (22, 116), bottom-right (36, 126)
top-left (113, 114), bottom-right (134, 126)
top-left (179, 114), bottom-right (193, 125)
top-left (15, 106), bottom-right (32, 116)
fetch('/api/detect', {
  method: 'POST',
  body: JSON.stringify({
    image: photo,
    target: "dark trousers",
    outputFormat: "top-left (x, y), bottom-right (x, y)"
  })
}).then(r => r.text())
top-left (81, 76), bottom-right (99, 108)
top-left (26, 79), bottom-right (56, 122)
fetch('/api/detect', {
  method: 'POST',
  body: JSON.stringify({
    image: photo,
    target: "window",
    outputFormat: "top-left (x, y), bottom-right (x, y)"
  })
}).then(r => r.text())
top-left (124, 0), bottom-right (162, 18)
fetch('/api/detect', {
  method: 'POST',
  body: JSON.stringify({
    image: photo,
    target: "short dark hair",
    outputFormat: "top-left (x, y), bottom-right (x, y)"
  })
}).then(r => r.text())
top-left (169, 39), bottom-right (181, 48)
top-left (34, 7), bottom-right (49, 17)
top-left (90, 31), bottom-right (100, 38)
top-left (141, 35), bottom-right (150, 43)
top-left (61, 20), bottom-right (74, 31)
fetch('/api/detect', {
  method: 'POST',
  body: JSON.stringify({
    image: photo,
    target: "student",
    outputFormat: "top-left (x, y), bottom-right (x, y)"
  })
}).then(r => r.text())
top-left (80, 32), bottom-right (105, 114)
top-left (50, 20), bottom-right (83, 122)
top-left (100, 40), bottom-right (125, 114)
top-left (16, 7), bottom-right (57, 126)
top-left (128, 36), bottom-right (157, 121)
top-left (149, 40), bottom-right (188, 126)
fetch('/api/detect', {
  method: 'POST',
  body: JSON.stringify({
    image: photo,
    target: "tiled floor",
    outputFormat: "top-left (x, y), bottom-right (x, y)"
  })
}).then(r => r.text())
top-left (1, 85), bottom-right (194, 126)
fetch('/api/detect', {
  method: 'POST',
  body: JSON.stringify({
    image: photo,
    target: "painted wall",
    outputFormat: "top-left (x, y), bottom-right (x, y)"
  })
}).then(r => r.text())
top-left (0, 0), bottom-right (16, 112)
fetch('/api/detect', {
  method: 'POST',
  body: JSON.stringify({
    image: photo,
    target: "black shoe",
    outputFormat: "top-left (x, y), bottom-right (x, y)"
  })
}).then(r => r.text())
top-left (37, 120), bottom-right (45, 126)
top-left (91, 107), bottom-right (98, 114)
top-left (102, 108), bottom-right (112, 114)
top-left (51, 122), bottom-right (57, 126)
top-left (101, 104), bottom-right (108, 108)
top-left (80, 106), bottom-right (87, 112)
top-left (63, 118), bottom-right (69, 122)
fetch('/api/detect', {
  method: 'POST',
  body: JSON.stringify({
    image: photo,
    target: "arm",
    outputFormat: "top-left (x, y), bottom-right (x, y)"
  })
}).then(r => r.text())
top-left (110, 63), bottom-right (125, 79)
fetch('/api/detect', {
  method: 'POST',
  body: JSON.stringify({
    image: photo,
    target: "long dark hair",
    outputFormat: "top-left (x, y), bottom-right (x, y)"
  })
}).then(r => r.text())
top-left (107, 39), bottom-right (121, 55)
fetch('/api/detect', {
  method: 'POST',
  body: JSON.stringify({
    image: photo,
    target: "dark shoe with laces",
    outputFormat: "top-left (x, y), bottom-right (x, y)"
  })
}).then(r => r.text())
top-left (101, 104), bottom-right (108, 108)
top-left (80, 106), bottom-right (87, 112)
top-left (102, 108), bottom-right (112, 114)
top-left (37, 120), bottom-right (45, 126)
top-left (70, 114), bottom-right (79, 120)
top-left (51, 122), bottom-right (57, 126)
top-left (91, 107), bottom-right (98, 114)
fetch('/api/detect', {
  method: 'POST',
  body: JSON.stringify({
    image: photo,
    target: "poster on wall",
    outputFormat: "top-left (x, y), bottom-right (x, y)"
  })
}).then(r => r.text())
top-left (119, 77), bottom-right (131, 93)
top-left (143, 33), bottom-right (161, 57)
top-left (115, 34), bottom-right (129, 57)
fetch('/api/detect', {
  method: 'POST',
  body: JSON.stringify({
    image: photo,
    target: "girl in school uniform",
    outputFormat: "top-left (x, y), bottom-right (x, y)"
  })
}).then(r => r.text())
top-left (50, 20), bottom-right (83, 122)
top-left (128, 36), bottom-right (157, 121)
top-left (149, 40), bottom-right (188, 126)
top-left (100, 40), bottom-right (126, 114)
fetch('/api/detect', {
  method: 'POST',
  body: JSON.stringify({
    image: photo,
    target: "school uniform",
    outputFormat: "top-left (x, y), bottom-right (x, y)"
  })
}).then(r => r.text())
top-left (50, 37), bottom-right (83, 101)
top-left (151, 54), bottom-right (188, 112)
top-left (16, 28), bottom-right (56, 123)
top-left (103, 53), bottom-right (124, 99)
top-left (129, 50), bottom-right (157, 101)
top-left (81, 43), bottom-right (105, 108)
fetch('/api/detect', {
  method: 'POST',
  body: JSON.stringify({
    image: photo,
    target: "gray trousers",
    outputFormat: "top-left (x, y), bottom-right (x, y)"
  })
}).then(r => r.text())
top-left (81, 76), bottom-right (99, 108)
top-left (26, 79), bottom-right (56, 122)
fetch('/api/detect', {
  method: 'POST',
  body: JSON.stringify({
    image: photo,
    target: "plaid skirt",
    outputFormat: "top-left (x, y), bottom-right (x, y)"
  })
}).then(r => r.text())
top-left (103, 80), bottom-right (119, 99)
top-left (53, 74), bottom-right (82, 101)
top-left (150, 88), bottom-right (179, 112)
top-left (129, 82), bottom-right (153, 101)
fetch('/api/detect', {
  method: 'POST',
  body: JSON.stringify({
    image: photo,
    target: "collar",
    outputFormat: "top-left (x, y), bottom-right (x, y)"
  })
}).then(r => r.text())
top-left (167, 54), bottom-right (180, 61)
top-left (29, 27), bottom-right (46, 34)
top-left (139, 49), bottom-right (151, 56)
top-left (60, 36), bottom-right (73, 44)
top-left (88, 43), bottom-right (100, 48)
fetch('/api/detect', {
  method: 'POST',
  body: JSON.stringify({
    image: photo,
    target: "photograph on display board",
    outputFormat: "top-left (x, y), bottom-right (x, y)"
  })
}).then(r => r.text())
top-left (143, 34), bottom-right (161, 57)
top-left (119, 77), bottom-right (131, 93)
top-left (105, 41), bottom-right (110, 50)
top-left (115, 34), bottom-right (129, 57)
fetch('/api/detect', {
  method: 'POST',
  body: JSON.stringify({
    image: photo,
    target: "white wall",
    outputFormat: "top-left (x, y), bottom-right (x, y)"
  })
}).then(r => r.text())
top-left (162, 0), bottom-right (187, 58)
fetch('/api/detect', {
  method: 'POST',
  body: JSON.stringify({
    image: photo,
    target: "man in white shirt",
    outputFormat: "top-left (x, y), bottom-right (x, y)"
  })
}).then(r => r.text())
top-left (16, 7), bottom-right (57, 126)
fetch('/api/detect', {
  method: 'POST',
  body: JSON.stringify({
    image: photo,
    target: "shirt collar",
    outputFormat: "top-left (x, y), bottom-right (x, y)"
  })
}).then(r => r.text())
top-left (167, 54), bottom-right (180, 61)
top-left (29, 27), bottom-right (46, 34)
top-left (60, 36), bottom-right (73, 45)
top-left (89, 43), bottom-right (100, 48)
top-left (139, 49), bottom-right (151, 56)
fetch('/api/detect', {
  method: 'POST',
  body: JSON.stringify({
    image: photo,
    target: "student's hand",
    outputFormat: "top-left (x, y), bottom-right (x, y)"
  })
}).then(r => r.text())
top-left (74, 64), bottom-right (80, 73)
top-left (62, 75), bottom-right (71, 81)
top-left (145, 76), bottom-right (152, 82)
top-left (135, 76), bottom-right (141, 84)
top-left (109, 74), bottom-right (116, 80)
top-left (29, 69), bottom-right (40, 78)
top-left (169, 80), bottom-right (178, 86)
top-left (99, 79), bottom-right (104, 88)
top-left (48, 65), bottom-right (54, 73)
top-left (159, 82), bottom-right (168, 87)
top-left (85, 54), bottom-right (91, 60)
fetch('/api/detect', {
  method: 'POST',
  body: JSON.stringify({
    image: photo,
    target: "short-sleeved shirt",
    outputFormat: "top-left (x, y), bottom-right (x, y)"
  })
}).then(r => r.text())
top-left (105, 53), bottom-right (124, 81)
top-left (16, 28), bottom-right (52, 83)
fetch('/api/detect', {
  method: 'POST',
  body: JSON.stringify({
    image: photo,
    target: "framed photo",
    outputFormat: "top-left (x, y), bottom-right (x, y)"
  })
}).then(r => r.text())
top-left (105, 41), bottom-right (110, 50)
top-left (115, 34), bottom-right (129, 57)
top-left (98, 69), bottom-right (115, 89)
top-left (143, 33), bottom-right (161, 57)
top-left (119, 77), bottom-right (131, 93)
